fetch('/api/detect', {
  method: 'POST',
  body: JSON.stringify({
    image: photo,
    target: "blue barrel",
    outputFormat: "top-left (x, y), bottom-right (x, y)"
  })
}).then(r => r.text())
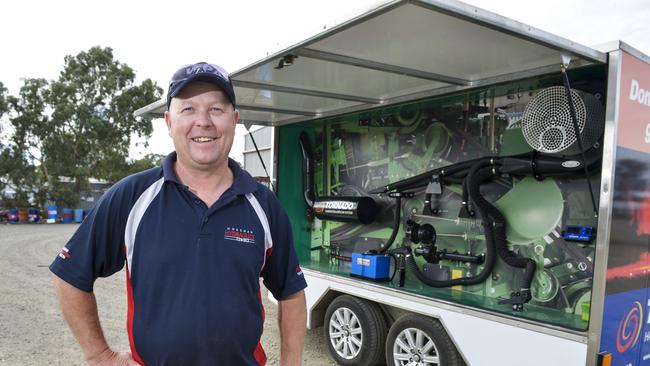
top-left (74, 209), bottom-right (84, 223)
top-left (7, 209), bottom-right (19, 223)
top-left (47, 205), bottom-right (58, 224)
top-left (62, 208), bottom-right (74, 223)
top-left (28, 209), bottom-right (40, 223)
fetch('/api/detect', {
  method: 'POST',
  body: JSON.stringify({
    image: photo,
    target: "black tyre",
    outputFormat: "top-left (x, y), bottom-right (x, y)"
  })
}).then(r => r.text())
top-left (324, 295), bottom-right (388, 366)
top-left (385, 314), bottom-right (462, 366)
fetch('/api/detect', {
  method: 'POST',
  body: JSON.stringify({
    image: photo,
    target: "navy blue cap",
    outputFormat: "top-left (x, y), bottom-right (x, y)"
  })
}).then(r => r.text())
top-left (167, 62), bottom-right (236, 109)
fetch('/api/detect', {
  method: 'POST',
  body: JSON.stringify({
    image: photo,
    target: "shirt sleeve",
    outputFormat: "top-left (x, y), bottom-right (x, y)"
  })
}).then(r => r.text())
top-left (261, 190), bottom-right (308, 300)
top-left (49, 182), bottom-right (131, 292)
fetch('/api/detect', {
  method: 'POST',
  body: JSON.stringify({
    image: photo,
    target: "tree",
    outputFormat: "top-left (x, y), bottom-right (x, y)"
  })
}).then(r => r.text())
top-left (0, 81), bottom-right (7, 117)
top-left (2, 79), bottom-right (49, 208)
top-left (46, 47), bottom-right (162, 206)
top-left (127, 153), bottom-right (166, 176)
top-left (0, 81), bottom-right (14, 207)
top-left (1, 46), bottom-right (162, 208)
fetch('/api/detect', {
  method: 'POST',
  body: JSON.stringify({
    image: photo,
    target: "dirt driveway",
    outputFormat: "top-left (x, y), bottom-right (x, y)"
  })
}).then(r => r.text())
top-left (0, 224), bottom-right (335, 365)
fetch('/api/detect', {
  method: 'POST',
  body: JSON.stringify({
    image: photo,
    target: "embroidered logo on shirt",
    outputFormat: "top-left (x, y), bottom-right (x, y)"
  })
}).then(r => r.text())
top-left (296, 266), bottom-right (303, 276)
top-left (224, 227), bottom-right (256, 244)
top-left (58, 247), bottom-right (71, 259)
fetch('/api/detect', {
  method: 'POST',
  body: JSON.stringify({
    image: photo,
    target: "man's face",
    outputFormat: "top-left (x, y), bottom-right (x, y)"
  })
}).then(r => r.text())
top-left (165, 82), bottom-right (238, 172)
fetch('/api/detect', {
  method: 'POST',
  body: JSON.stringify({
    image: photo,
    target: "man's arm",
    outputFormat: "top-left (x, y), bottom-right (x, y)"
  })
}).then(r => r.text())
top-left (53, 275), bottom-right (138, 365)
top-left (277, 290), bottom-right (307, 366)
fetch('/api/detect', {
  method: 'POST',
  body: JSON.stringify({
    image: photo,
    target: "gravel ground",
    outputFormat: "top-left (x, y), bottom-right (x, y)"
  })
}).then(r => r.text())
top-left (0, 224), bottom-right (335, 365)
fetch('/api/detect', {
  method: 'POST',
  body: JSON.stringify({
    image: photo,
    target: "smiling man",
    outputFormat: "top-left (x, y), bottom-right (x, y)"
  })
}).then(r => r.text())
top-left (50, 62), bottom-right (308, 366)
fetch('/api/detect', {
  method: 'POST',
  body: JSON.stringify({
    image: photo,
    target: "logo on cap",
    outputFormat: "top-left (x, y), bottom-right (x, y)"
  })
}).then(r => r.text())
top-left (167, 62), bottom-right (236, 108)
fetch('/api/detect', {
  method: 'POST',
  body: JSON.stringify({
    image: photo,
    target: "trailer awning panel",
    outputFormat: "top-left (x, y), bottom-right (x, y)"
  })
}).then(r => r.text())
top-left (135, 0), bottom-right (606, 125)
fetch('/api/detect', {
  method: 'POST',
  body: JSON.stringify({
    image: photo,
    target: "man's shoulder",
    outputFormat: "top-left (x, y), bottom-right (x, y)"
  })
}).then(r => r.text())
top-left (116, 165), bottom-right (163, 188)
top-left (250, 183), bottom-right (279, 206)
top-left (249, 184), bottom-right (293, 228)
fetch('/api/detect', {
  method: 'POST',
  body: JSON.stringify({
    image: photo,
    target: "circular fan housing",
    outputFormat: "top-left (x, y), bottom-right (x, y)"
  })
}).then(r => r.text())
top-left (521, 86), bottom-right (604, 155)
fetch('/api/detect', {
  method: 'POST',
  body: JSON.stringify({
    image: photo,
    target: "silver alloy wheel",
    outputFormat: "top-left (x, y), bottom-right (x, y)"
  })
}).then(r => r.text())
top-left (328, 306), bottom-right (363, 360)
top-left (392, 327), bottom-right (440, 366)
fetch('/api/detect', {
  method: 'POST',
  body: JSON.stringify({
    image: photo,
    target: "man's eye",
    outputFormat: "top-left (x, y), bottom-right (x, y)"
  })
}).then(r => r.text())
top-left (211, 107), bottom-right (222, 112)
top-left (181, 106), bottom-right (193, 112)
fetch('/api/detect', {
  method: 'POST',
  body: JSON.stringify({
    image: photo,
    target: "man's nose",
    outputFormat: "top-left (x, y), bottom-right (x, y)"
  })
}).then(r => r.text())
top-left (194, 110), bottom-right (213, 127)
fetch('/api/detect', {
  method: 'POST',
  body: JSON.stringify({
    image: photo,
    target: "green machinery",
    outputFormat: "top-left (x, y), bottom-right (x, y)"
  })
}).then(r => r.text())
top-left (279, 69), bottom-right (604, 330)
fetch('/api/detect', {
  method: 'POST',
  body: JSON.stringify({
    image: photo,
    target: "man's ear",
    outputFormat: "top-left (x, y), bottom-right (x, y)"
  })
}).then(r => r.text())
top-left (233, 109), bottom-right (239, 127)
top-left (164, 111), bottom-right (172, 137)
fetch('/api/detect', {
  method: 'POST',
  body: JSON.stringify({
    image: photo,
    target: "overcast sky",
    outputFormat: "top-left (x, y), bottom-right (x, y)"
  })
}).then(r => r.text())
top-left (2, 0), bottom-right (648, 161)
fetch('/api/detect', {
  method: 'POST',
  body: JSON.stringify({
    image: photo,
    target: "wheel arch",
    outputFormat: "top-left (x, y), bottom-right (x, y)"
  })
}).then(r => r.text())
top-left (309, 288), bottom-right (397, 329)
top-left (308, 288), bottom-right (467, 364)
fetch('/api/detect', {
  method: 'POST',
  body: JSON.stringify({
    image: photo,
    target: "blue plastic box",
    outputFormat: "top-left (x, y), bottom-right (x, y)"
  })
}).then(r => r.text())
top-left (351, 253), bottom-right (391, 281)
top-left (563, 225), bottom-right (594, 242)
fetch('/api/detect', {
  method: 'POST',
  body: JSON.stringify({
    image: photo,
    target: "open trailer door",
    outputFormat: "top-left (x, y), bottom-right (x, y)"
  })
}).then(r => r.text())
top-left (135, 2), bottom-right (650, 365)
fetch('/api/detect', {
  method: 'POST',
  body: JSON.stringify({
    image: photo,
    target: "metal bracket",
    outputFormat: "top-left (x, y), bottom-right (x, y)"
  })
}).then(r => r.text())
top-left (560, 53), bottom-right (572, 69)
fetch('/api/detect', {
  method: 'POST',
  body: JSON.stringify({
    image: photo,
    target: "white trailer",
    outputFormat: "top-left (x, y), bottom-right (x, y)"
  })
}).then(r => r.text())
top-left (136, 2), bottom-right (650, 365)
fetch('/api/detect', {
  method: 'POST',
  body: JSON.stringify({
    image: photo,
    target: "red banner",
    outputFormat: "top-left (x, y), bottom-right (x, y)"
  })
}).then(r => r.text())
top-left (618, 52), bottom-right (650, 154)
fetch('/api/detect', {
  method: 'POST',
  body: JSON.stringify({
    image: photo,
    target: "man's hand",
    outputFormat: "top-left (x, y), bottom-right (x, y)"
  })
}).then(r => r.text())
top-left (87, 348), bottom-right (139, 366)
top-left (52, 276), bottom-right (139, 366)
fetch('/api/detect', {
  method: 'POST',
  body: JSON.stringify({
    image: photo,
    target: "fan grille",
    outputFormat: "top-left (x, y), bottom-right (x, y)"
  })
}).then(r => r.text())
top-left (521, 86), bottom-right (604, 154)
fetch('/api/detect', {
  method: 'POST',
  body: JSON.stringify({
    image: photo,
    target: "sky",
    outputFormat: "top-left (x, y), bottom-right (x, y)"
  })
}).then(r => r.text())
top-left (2, 0), bottom-right (649, 162)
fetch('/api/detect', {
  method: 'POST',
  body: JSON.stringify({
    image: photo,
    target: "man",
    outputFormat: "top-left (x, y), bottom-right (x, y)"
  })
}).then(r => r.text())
top-left (50, 62), bottom-right (308, 366)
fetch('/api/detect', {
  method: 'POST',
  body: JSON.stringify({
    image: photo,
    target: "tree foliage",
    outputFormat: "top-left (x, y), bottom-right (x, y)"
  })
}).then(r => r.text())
top-left (0, 47), bottom-right (162, 208)
top-left (127, 153), bottom-right (166, 176)
top-left (0, 81), bottom-right (14, 204)
top-left (0, 81), bottom-right (7, 116)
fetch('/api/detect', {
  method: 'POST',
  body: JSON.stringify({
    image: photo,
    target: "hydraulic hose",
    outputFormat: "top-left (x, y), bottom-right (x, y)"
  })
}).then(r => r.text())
top-left (370, 157), bottom-right (493, 194)
top-left (298, 132), bottom-right (316, 207)
top-left (467, 165), bottom-right (535, 297)
top-left (462, 159), bottom-right (495, 217)
top-left (405, 161), bottom-right (499, 287)
top-left (499, 145), bottom-right (602, 177)
top-left (371, 147), bottom-right (602, 195)
top-left (405, 216), bottom-right (496, 286)
top-left (560, 67), bottom-right (599, 217)
top-left (378, 196), bottom-right (402, 253)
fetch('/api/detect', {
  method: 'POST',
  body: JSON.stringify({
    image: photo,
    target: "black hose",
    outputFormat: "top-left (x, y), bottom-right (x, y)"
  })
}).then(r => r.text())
top-left (560, 69), bottom-right (599, 217)
top-left (440, 175), bottom-right (464, 184)
top-left (405, 221), bottom-right (495, 287)
top-left (462, 159), bottom-right (495, 216)
top-left (388, 253), bottom-right (399, 283)
top-left (376, 145), bottom-right (601, 295)
top-left (405, 164), bottom-right (498, 287)
top-left (467, 166), bottom-right (536, 294)
top-left (500, 145), bottom-right (602, 177)
top-left (371, 157), bottom-right (493, 194)
top-left (298, 132), bottom-right (316, 207)
top-left (378, 196), bottom-right (402, 253)
top-left (372, 146), bottom-right (602, 195)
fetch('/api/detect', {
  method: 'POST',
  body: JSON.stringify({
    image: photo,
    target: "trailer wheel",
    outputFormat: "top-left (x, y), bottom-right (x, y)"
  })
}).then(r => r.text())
top-left (324, 295), bottom-right (387, 366)
top-left (386, 314), bottom-right (462, 366)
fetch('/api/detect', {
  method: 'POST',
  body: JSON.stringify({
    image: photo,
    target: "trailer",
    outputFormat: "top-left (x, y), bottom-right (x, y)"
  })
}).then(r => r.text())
top-left (135, 1), bottom-right (650, 365)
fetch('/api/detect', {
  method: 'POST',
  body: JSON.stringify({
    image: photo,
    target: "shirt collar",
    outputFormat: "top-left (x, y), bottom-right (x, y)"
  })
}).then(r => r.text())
top-left (162, 151), bottom-right (258, 195)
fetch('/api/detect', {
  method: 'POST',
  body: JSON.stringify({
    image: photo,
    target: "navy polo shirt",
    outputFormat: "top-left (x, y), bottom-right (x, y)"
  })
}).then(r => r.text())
top-left (50, 152), bottom-right (307, 366)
